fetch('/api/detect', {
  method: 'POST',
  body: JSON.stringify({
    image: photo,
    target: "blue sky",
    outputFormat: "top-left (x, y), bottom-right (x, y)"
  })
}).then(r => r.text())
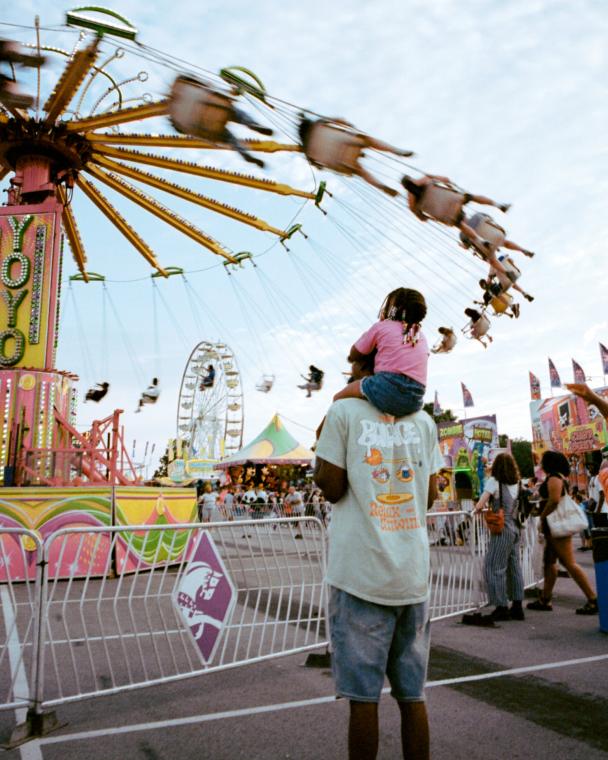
top-left (2, 1), bottom-right (607, 471)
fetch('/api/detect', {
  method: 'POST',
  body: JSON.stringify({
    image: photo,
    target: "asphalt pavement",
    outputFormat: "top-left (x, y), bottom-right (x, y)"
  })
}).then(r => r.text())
top-left (1, 552), bottom-right (606, 759)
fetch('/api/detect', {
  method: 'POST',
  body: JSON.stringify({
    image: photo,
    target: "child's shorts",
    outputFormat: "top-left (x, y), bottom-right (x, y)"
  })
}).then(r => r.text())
top-left (360, 372), bottom-right (425, 417)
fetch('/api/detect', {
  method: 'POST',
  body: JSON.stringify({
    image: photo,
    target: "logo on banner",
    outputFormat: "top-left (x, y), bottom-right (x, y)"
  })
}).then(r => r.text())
top-left (174, 532), bottom-right (235, 664)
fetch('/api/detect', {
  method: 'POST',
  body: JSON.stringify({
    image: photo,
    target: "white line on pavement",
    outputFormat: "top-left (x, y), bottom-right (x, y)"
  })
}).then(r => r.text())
top-left (39, 652), bottom-right (608, 746)
top-left (0, 588), bottom-right (44, 760)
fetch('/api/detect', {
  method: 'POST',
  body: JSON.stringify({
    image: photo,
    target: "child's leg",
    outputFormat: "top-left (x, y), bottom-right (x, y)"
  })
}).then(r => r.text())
top-left (503, 239), bottom-right (534, 257)
top-left (355, 167), bottom-right (398, 197)
top-left (333, 380), bottom-right (365, 403)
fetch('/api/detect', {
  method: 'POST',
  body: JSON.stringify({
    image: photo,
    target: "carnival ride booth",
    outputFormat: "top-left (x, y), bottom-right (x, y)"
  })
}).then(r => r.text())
top-left (216, 414), bottom-right (314, 493)
top-left (437, 415), bottom-right (500, 504)
top-left (530, 386), bottom-right (608, 492)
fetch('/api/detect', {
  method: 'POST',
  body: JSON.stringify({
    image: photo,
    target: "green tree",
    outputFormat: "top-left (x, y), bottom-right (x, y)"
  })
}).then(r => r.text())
top-left (510, 438), bottom-right (534, 478)
top-left (153, 446), bottom-right (170, 479)
top-left (423, 402), bottom-right (457, 424)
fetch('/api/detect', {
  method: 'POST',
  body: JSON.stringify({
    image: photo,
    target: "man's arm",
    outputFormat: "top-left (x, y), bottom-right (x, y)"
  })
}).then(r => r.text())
top-left (427, 474), bottom-right (438, 511)
top-left (566, 383), bottom-right (608, 420)
top-left (597, 489), bottom-right (605, 514)
top-left (314, 457), bottom-right (348, 503)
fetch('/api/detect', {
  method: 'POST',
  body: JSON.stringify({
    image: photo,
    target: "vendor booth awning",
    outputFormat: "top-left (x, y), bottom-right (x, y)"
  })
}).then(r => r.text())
top-left (217, 413), bottom-right (314, 467)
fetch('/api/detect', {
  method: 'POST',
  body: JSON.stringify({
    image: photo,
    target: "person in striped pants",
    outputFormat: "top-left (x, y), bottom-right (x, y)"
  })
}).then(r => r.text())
top-left (474, 453), bottom-right (525, 621)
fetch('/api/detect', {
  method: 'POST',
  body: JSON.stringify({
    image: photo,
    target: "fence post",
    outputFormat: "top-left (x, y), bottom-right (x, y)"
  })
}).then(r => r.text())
top-left (6, 542), bottom-right (64, 748)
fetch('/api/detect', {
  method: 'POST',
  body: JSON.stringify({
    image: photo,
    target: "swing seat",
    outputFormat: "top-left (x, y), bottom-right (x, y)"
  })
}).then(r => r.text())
top-left (495, 257), bottom-right (520, 289)
top-left (431, 330), bottom-right (457, 353)
top-left (304, 122), bottom-right (363, 175)
top-left (256, 374), bottom-right (275, 393)
top-left (417, 183), bottom-right (464, 225)
top-left (470, 213), bottom-right (506, 254)
top-left (169, 75), bottom-right (233, 141)
top-left (490, 293), bottom-right (513, 315)
top-left (471, 314), bottom-right (491, 337)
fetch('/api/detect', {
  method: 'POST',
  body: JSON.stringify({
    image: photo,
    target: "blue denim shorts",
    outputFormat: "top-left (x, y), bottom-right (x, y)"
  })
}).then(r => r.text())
top-left (329, 586), bottom-right (430, 703)
top-left (360, 372), bottom-right (425, 417)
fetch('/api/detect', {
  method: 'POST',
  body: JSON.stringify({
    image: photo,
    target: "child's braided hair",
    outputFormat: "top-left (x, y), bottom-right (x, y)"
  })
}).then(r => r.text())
top-left (379, 288), bottom-right (427, 344)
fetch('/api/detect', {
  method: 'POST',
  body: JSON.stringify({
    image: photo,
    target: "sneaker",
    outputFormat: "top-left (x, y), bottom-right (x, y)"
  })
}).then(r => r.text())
top-left (524, 293), bottom-right (534, 302)
top-left (512, 303), bottom-right (520, 318)
top-left (575, 599), bottom-right (598, 615)
top-left (510, 606), bottom-right (525, 621)
top-left (491, 606), bottom-right (511, 621)
top-left (527, 597), bottom-right (553, 611)
top-left (524, 250), bottom-right (535, 258)
top-left (499, 203), bottom-right (512, 213)
top-left (294, 533), bottom-right (303, 539)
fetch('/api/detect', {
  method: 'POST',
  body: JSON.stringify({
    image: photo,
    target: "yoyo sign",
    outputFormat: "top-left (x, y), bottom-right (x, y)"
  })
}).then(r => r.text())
top-left (0, 210), bottom-right (63, 369)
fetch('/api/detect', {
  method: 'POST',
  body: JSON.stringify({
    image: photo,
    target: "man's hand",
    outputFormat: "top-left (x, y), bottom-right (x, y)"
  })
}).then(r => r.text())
top-left (565, 383), bottom-right (595, 403)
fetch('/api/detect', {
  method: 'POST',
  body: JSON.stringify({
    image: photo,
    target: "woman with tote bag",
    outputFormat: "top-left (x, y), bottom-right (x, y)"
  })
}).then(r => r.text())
top-left (527, 451), bottom-right (598, 615)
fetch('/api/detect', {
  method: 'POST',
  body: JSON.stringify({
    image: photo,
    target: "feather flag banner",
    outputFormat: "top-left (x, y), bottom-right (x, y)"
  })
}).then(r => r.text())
top-left (461, 382), bottom-right (474, 408)
top-left (548, 358), bottom-right (561, 388)
top-left (433, 391), bottom-right (442, 416)
top-left (572, 359), bottom-right (586, 384)
top-left (529, 371), bottom-right (541, 400)
top-left (599, 343), bottom-right (608, 376)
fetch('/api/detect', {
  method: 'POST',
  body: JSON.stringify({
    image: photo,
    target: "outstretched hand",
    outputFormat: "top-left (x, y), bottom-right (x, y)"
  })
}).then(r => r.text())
top-left (565, 383), bottom-right (595, 403)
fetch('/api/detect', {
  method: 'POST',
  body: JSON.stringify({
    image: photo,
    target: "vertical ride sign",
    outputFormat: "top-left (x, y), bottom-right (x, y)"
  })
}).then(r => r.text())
top-left (0, 206), bottom-right (64, 370)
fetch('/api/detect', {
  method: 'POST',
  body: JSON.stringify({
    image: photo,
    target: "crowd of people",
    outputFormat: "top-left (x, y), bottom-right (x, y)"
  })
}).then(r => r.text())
top-left (195, 481), bottom-right (332, 529)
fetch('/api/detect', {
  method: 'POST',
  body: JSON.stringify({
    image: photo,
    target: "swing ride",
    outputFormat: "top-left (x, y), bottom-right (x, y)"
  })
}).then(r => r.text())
top-left (0, 4), bottom-right (536, 498)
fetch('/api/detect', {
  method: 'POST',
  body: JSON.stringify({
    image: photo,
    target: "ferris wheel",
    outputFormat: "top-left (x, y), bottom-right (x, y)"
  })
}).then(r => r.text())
top-left (176, 340), bottom-right (244, 462)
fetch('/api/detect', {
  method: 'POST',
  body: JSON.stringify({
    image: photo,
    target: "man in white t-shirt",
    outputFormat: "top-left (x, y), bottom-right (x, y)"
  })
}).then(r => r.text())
top-left (199, 486), bottom-right (218, 523)
top-left (314, 398), bottom-right (442, 760)
top-left (284, 486), bottom-right (304, 538)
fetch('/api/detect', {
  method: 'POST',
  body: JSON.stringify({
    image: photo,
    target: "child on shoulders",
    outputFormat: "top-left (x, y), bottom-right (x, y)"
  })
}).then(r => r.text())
top-left (333, 287), bottom-right (428, 417)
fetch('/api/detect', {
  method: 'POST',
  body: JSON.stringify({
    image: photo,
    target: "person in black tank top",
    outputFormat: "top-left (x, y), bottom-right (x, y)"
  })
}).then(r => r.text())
top-left (527, 451), bottom-right (598, 615)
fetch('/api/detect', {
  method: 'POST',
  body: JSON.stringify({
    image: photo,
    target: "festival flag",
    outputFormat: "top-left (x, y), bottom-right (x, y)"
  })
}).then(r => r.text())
top-left (572, 359), bottom-right (586, 384)
top-left (529, 371), bottom-right (541, 400)
top-left (600, 343), bottom-right (608, 376)
top-left (548, 358), bottom-right (561, 388)
top-left (433, 391), bottom-right (442, 416)
top-left (461, 382), bottom-right (474, 408)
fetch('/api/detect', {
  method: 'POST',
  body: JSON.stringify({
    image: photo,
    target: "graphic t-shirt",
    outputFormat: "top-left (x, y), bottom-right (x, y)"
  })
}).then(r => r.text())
top-left (315, 399), bottom-right (444, 605)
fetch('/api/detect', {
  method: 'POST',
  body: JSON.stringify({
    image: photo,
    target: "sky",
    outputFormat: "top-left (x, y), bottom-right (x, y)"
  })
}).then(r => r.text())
top-left (1, 1), bottom-right (607, 474)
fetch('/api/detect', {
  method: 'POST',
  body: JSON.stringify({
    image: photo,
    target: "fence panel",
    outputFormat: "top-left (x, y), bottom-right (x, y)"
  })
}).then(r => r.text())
top-left (39, 517), bottom-right (327, 708)
top-left (0, 528), bottom-right (43, 713)
top-left (427, 510), bottom-right (485, 619)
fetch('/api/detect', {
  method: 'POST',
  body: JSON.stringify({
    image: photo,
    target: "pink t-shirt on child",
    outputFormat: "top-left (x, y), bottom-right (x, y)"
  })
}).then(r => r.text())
top-left (354, 320), bottom-right (429, 386)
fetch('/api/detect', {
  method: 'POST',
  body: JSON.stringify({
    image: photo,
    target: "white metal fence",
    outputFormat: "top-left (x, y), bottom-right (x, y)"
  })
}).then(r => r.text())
top-left (0, 528), bottom-right (43, 715)
top-left (37, 518), bottom-right (326, 709)
top-left (0, 510), bottom-right (541, 742)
